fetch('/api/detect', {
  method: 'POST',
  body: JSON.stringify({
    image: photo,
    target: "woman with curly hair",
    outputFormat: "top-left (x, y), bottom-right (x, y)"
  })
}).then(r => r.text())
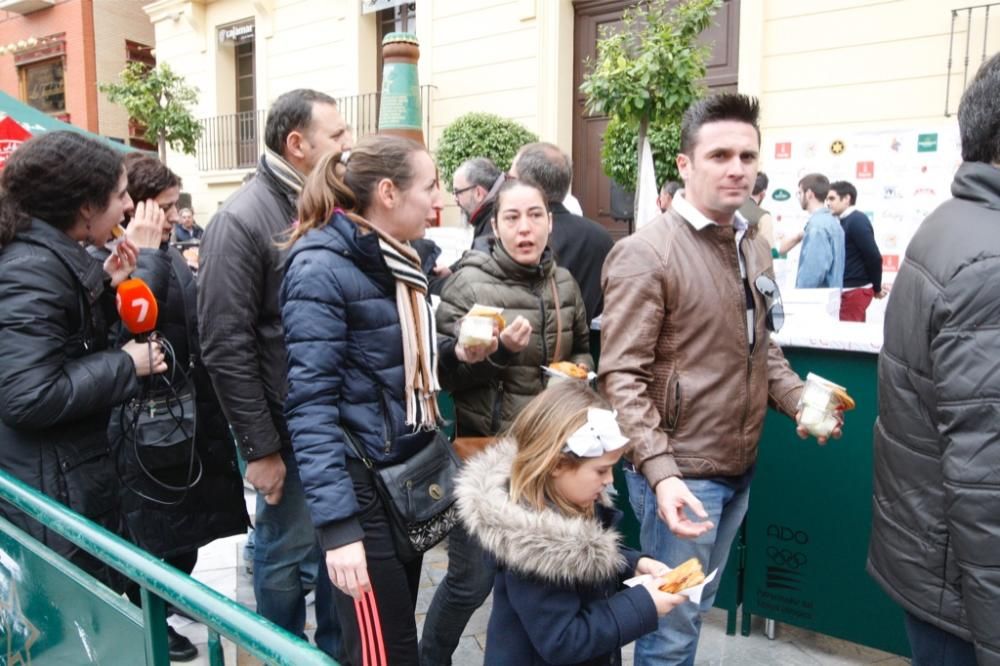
top-left (0, 132), bottom-right (166, 589)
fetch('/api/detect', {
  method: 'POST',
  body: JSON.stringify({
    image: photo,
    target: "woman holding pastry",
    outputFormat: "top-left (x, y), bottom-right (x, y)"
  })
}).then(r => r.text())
top-left (456, 382), bottom-right (686, 666)
top-left (422, 179), bottom-right (593, 663)
top-left (0, 132), bottom-right (167, 591)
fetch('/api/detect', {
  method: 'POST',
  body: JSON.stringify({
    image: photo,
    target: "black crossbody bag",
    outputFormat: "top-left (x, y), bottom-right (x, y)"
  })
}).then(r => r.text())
top-left (342, 425), bottom-right (460, 561)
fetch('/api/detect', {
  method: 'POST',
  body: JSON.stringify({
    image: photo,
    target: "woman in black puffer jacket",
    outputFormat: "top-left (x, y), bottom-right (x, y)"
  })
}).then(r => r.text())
top-left (92, 155), bottom-right (249, 574)
top-left (0, 132), bottom-right (166, 591)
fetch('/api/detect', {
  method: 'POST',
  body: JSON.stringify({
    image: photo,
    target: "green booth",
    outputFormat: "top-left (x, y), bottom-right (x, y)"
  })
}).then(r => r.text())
top-left (590, 320), bottom-right (910, 656)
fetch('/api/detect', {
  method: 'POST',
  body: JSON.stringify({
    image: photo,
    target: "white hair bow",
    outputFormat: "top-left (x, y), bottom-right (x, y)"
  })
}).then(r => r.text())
top-left (563, 408), bottom-right (629, 458)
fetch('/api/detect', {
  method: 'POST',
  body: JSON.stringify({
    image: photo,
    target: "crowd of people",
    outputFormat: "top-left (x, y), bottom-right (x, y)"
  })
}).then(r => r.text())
top-left (0, 51), bottom-right (997, 666)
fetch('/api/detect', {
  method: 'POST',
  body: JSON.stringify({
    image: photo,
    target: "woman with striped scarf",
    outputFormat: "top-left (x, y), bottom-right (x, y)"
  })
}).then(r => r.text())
top-left (280, 136), bottom-right (490, 666)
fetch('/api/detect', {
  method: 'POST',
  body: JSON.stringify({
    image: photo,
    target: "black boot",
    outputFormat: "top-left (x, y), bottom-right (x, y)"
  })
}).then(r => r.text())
top-left (167, 626), bottom-right (198, 662)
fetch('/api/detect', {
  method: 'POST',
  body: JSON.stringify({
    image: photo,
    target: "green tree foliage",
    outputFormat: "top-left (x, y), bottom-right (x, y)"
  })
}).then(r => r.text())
top-left (101, 62), bottom-right (202, 163)
top-left (435, 112), bottom-right (538, 191)
top-left (580, 0), bottom-right (720, 193)
top-left (601, 118), bottom-right (681, 195)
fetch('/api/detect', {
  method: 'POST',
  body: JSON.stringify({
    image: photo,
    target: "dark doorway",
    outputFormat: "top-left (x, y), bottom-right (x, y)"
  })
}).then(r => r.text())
top-left (572, 0), bottom-right (741, 239)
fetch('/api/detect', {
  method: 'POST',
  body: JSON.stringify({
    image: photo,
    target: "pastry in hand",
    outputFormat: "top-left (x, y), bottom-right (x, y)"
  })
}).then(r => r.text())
top-left (549, 361), bottom-right (588, 379)
top-left (659, 558), bottom-right (705, 593)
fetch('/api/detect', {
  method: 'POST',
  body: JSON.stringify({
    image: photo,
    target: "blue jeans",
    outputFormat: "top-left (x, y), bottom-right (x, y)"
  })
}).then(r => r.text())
top-left (252, 450), bottom-right (342, 658)
top-left (419, 523), bottom-right (496, 665)
top-left (905, 612), bottom-right (977, 666)
top-left (625, 468), bottom-right (751, 666)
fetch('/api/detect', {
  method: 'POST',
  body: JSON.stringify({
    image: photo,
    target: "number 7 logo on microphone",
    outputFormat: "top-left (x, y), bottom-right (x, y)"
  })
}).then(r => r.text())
top-left (115, 277), bottom-right (159, 337)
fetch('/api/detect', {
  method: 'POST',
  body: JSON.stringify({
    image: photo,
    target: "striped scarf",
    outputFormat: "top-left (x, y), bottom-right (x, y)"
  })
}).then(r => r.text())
top-left (263, 147), bottom-right (306, 195)
top-left (351, 215), bottom-right (441, 430)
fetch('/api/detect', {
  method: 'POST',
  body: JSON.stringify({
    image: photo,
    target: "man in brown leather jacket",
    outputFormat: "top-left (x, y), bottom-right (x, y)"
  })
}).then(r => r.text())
top-left (599, 94), bottom-right (837, 665)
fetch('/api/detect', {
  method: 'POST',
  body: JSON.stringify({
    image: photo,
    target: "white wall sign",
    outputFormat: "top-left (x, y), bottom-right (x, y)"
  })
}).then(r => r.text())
top-left (218, 23), bottom-right (254, 44)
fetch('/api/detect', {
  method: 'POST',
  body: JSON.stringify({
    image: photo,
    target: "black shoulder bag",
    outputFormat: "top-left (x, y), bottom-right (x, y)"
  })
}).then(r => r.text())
top-left (342, 426), bottom-right (460, 561)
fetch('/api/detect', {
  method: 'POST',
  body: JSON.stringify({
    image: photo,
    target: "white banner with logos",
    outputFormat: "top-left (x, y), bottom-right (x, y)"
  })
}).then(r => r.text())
top-left (761, 123), bottom-right (962, 288)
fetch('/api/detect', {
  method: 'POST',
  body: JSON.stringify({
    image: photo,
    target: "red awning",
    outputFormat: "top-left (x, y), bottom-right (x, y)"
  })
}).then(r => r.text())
top-left (0, 115), bottom-right (32, 170)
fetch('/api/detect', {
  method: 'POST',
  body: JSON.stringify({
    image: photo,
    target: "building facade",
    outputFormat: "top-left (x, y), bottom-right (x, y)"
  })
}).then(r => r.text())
top-left (143, 0), bottom-right (998, 228)
top-left (0, 0), bottom-right (155, 145)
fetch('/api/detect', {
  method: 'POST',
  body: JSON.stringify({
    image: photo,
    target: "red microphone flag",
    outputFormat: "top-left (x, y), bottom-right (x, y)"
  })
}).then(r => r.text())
top-left (115, 277), bottom-right (158, 337)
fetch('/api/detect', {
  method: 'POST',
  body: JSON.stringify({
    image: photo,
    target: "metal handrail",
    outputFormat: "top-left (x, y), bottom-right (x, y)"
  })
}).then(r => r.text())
top-left (195, 85), bottom-right (437, 172)
top-left (0, 470), bottom-right (336, 665)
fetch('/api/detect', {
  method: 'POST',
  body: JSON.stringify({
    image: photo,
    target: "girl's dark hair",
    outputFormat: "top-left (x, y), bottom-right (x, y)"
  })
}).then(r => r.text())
top-left (0, 131), bottom-right (125, 246)
top-left (287, 134), bottom-right (424, 246)
top-left (123, 152), bottom-right (181, 204)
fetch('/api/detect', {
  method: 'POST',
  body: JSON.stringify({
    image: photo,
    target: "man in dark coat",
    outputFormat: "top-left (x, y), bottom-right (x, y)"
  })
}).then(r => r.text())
top-left (452, 156), bottom-right (503, 252)
top-left (511, 142), bottom-right (614, 322)
top-left (868, 52), bottom-right (1000, 666)
top-left (825, 181), bottom-right (884, 321)
top-left (198, 89), bottom-right (351, 657)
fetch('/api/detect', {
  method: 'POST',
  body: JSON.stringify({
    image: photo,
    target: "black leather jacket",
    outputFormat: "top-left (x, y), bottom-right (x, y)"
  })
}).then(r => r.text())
top-left (0, 219), bottom-right (137, 590)
top-left (91, 243), bottom-right (250, 558)
top-left (198, 157), bottom-right (297, 462)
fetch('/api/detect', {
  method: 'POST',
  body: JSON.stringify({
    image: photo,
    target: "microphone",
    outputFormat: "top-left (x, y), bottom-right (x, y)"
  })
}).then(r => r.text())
top-left (116, 277), bottom-right (159, 341)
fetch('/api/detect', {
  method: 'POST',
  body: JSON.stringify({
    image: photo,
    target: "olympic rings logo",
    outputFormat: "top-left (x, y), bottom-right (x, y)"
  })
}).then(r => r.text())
top-left (766, 546), bottom-right (807, 569)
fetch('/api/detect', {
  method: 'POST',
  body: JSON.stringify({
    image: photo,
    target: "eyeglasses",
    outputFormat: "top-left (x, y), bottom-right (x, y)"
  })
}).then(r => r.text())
top-left (754, 274), bottom-right (784, 333)
top-left (452, 184), bottom-right (477, 197)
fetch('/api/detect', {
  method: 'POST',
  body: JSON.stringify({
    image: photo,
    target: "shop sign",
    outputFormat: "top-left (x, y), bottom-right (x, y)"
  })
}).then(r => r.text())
top-left (218, 23), bottom-right (254, 43)
top-left (362, 0), bottom-right (410, 14)
top-left (917, 133), bottom-right (938, 152)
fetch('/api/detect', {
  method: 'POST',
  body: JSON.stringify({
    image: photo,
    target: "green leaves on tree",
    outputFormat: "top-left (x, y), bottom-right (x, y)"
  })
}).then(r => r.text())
top-left (434, 112), bottom-right (538, 192)
top-left (580, 0), bottom-right (721, 193)
top-left (100, 62), bottom-right (202, 163)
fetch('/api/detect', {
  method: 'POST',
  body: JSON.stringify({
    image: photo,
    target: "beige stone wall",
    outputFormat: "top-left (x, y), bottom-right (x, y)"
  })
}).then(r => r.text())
top-left (420, 0), bottom-right (573, 149)
top-left (146, 0), bottom-right (575, 226)
top-left (94, 0), bottom-right (154, 141)
top-left (147, 0), bottom-right (1000, 226)
top-left (739, 0), bottom-right (1000, 136)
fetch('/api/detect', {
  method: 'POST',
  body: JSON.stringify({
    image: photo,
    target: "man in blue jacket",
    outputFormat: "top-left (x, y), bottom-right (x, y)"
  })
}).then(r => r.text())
top-left (826, 181), bottom-right (884, 321)
top-left (794, 173), bottom-right (845, 288)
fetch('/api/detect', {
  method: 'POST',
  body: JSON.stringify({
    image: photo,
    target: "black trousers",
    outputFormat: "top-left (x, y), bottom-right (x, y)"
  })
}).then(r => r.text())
top-left (334, 459), bottom-right (423, 666)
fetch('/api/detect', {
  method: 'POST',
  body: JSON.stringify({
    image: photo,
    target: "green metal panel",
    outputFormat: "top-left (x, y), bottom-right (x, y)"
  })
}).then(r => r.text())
top-left (0, 516), bottom-right (146, 665)
top-left (741, 348), bottom-right (910, 656)
top-left (0, 471), bottom-right (337, 665)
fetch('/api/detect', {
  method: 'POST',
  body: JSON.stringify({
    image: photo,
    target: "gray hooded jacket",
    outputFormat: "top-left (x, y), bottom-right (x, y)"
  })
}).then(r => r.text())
top-left (868, 161), bottom-right (1000, 665)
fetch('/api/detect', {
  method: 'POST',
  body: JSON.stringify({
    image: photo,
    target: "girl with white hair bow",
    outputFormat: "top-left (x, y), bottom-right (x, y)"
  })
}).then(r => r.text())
top-left (454, 381), bottom-right (688, 666)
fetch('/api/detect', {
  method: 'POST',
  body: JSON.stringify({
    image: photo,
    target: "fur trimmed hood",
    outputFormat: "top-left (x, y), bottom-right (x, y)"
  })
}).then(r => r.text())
top-left (456, 440), bottom-right (626, 587)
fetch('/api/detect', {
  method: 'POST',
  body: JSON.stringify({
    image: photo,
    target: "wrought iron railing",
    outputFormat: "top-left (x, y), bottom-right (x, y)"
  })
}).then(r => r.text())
top-left (196, 85), bottom-right (436, 172)
top-left (945, 2), bottom-right (999, 115)
top-left (0, 470), bottom-right (336, 665)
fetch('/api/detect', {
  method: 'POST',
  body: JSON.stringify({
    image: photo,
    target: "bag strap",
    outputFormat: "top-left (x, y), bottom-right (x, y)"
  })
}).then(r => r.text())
top-left (341, 426), bottom-right (375, 470)
top-left (550, 275), bottom-right (563, 362)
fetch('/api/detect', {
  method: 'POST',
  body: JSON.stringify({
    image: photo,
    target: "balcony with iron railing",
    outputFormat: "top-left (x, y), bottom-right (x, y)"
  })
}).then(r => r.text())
top-left (945, 2), bottom-right (999, 115)
top-left (196, 85), bottom-right (436, 172)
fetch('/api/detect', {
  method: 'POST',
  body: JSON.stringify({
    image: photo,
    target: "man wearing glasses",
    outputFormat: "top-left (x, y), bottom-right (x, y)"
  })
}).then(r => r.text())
top-left (451, 157), bottom-right (504, 252)
top-left (599, 93), bottom-right (837, 665)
